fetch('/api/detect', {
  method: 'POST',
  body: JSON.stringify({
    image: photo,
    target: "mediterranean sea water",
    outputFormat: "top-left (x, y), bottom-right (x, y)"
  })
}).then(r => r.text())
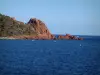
top-left (0, 36), bottom-right (100, 75)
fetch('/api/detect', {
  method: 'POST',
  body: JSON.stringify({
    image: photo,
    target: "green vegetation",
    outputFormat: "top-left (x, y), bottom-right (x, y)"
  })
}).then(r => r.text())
top-left (0, 13), bottom-right (37, 37)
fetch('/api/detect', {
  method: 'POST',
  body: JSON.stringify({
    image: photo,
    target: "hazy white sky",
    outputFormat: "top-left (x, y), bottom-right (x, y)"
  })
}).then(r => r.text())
top-left (0, 0), bottom-right (100, 35)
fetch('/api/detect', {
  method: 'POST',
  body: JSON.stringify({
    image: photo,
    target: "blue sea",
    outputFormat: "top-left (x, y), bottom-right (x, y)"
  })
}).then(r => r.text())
top-left (0, 36), bottom-right (100, 75)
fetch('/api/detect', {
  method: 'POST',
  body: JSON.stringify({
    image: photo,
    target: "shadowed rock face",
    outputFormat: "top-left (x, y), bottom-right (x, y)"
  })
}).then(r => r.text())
top-left (28, 18), bottom-right (55, 39)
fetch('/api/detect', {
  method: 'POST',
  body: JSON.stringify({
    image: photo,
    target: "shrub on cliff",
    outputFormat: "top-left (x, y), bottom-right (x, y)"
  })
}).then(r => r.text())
top-left (0, 13), bottom-right (37, 36)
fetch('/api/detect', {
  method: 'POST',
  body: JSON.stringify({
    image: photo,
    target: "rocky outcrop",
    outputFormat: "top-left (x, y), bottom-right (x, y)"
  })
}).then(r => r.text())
top-left (57, 34), bottom-right (83, 40)
top-left (28, 18), bottom-right (55, 39)
top-left (11, 17), bottom-right (16, 20)
top-left (27, 18), bottom-right (83, 40)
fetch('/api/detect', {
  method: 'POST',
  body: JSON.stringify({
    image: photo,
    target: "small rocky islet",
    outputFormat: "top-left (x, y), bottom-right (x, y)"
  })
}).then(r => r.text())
top-left (0, 13), bottom-right (83, 40)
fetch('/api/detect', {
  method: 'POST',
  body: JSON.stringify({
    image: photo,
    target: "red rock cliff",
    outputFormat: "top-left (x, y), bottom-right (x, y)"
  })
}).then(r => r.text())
top-left (28, 18), bottom-right (54, 39)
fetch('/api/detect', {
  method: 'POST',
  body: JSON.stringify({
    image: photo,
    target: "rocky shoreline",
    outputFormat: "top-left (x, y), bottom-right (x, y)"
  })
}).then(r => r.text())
top-left (0, 14), bottom-right (83, 40)
top-left (20, 18), bottom-right (83, 40)
top-left (0, 34), bottom-right (83, 40)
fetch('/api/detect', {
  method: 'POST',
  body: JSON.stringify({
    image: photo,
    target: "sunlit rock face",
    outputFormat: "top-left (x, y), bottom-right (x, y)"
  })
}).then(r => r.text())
top-left (28, 18), bottom-right (55, 39)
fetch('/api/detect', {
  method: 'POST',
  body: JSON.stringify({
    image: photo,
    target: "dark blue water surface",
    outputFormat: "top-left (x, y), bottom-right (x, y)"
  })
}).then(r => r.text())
top-left (0, 37), bottom-right (100, 75)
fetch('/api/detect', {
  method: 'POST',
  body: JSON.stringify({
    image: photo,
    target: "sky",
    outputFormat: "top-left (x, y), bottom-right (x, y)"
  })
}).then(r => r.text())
top-left (0, 0), bottom-right (100, 35)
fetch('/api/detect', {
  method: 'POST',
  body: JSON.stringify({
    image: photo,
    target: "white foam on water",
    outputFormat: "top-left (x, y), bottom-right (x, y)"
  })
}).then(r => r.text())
top-left (54, 41), bottom-right (56, 42)
top-left (32, 40), bottom-right (35, 41)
